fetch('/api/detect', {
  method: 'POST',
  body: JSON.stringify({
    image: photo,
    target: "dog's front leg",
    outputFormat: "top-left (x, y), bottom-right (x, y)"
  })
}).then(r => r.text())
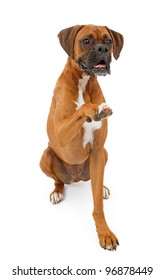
top-left (56, 103), bottom-right (112, 146)
top-left (56, 103), bottom-right (99, 146)
top-left (90, 146), bottom-right (119, 250)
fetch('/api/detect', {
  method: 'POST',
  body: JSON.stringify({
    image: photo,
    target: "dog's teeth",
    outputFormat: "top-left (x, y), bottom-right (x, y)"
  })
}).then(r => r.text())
top-left (94, 64), bottom-right (105, 68)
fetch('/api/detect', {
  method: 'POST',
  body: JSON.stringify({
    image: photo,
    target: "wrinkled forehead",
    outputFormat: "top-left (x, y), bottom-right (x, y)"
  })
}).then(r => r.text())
top-left (75, 25), bottom-right (111, 41)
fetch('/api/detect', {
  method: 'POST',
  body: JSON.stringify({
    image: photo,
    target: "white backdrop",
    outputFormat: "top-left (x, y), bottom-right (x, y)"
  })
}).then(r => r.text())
top-left (0, 0), bottom-right (164, 279)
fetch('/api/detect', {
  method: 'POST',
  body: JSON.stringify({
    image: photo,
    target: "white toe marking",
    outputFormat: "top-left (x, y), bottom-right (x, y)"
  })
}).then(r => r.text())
top-left (50, 192), bottom-right (63, 204)
top-left (98, 103), bottom-right (109, 114)
top-left (106, 245), bottom-right (113, 250)
top-left (103, 186), bottom-right (110, 199)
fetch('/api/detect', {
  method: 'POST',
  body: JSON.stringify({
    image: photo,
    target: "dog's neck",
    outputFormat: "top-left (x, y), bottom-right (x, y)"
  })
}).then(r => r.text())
top-left (64, 57), bottom-right (89, 80)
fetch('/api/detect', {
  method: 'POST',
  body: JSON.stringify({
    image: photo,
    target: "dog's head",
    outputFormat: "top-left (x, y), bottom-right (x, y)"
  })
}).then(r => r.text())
top-left (58, 24), bottom-right (123, 76)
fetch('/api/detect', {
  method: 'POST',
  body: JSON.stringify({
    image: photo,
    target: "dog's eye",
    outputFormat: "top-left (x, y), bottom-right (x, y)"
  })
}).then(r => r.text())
top-left (83, 38), bottom-right (90, 45)
top-left (107, 39), bottom-right (112, 46)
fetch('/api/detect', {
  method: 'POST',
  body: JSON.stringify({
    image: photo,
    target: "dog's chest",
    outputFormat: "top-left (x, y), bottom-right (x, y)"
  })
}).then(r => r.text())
top-left (76, 76), bottom-right (102, 148)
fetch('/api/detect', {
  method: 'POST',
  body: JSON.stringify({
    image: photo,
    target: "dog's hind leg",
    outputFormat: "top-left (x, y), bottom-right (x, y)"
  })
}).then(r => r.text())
top-left (40, 147), bottom-right (69, 204)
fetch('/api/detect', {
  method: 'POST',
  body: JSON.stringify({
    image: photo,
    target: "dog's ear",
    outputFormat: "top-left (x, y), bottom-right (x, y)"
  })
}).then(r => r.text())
top-left (105, 27), bottom-right (124, 60)
top-left (58, 25), bottom-right (84, 58)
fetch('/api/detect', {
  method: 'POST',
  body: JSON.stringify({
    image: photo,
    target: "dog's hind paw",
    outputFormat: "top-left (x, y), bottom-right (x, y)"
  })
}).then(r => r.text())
top-left (103, 186), bottom-right (110, 199)
top-left (50, 192), bottom-right (63, 204)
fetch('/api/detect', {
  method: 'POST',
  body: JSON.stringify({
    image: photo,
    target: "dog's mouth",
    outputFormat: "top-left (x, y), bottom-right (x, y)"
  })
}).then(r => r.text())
top-left (79, 60), bottom-right (110, 76)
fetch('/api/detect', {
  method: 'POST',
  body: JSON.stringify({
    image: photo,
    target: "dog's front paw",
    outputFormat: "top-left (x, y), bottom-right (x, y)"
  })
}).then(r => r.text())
top-left (98, 228), bottom-right (119, 251)
top-left (94, 103), bottom-right (113, 121)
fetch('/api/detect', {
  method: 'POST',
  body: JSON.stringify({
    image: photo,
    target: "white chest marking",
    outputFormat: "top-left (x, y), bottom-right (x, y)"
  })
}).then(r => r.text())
top-left (83, 120), bottom-right (102, 148)
top-left (76, 76), bottom-right (102, 148)
top-left (76, 76), bottom-right (90, 109)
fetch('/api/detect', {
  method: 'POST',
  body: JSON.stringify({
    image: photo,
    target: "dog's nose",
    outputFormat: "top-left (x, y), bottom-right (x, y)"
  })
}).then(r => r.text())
top-left (94, 44), bottom-right (108, 54)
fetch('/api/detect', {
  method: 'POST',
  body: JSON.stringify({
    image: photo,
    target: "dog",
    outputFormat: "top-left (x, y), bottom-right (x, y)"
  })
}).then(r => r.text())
top-left (40, 24), bottom-right (123, 250)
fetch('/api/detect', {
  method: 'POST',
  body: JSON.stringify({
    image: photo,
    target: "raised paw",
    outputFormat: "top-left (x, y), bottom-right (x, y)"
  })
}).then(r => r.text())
top-left (50, 191), bottom-right (63, 204)
top-left (94, 103), bottom-right (113, 121)
top-left (103, 186), bottom-right (110, 199)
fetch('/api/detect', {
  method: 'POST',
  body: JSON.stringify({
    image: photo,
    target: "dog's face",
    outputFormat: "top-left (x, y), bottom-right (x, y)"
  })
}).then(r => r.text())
top-left (58, 24), bottom-right (123, 76)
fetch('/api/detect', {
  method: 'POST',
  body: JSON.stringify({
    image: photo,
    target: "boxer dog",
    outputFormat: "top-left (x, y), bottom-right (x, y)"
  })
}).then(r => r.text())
top-left (40, 24), bottom-right (123, 250)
